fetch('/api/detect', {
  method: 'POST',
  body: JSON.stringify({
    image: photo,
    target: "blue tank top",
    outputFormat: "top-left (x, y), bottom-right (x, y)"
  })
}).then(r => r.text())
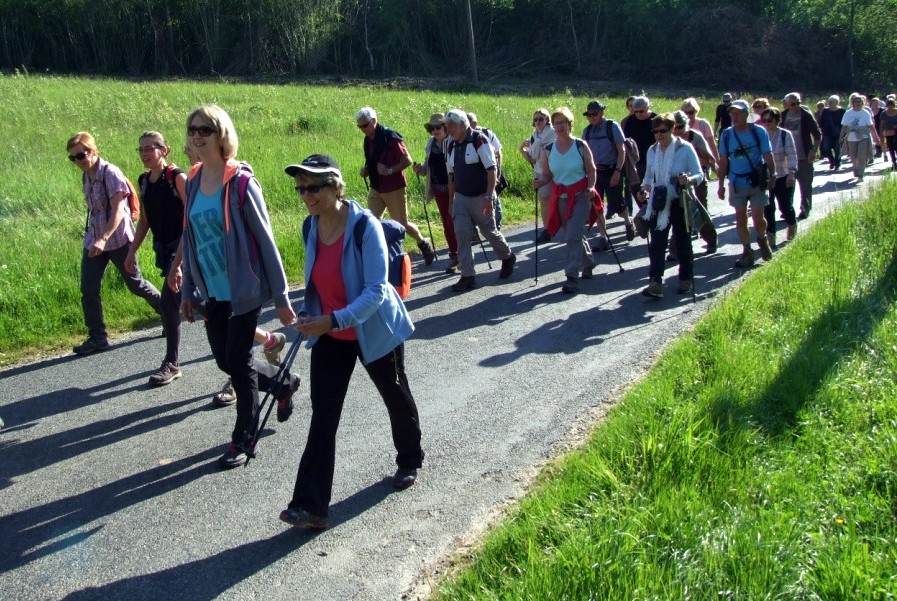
top-left (188, 186), bottom-right (231, 301)
top-left (548, 139), bottom-right (585, 186)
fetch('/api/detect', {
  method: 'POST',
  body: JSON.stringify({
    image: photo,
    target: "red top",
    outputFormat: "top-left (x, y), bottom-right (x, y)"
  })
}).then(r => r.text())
top-left (365, 137), bottom-right (409, 193)
top-left (312, 234), bottom-right (358, 341)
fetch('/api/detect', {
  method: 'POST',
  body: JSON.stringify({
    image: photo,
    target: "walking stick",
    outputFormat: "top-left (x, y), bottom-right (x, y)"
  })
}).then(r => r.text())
top-left (473, 227), bottom-right (492, 269)
top-left (605, 229), bottom-right (625, 273)
top-left (534, 189), bottom-right (540, 283)
top-left (415, 172), bottom-right (438, 259)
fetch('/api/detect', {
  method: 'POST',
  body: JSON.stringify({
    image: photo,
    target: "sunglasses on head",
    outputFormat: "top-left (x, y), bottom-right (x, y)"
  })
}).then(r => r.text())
top-left (295, 184), bottom-right (329, 195)
top-left (652, 128), bottom-right (669, 134)
top-left (187, 125), bottom-right (216, 137)
top-left (68, 151), bottom-right (89, 162)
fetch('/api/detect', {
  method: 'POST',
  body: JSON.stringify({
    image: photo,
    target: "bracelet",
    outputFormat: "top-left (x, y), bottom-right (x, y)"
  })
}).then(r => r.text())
top-left (330, 314), bottom-right (340, 331)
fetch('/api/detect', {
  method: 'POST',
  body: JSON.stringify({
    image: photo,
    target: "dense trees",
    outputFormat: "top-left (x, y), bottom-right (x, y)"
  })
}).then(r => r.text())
top-left (1, 0), bottom-right (894, 90)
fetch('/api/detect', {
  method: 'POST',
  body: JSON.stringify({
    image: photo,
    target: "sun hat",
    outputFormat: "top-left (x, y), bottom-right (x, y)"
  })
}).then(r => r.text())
top-left (424, 113), bottom-right (445, 133)
top-left (582, 100), bottom-right (607, 115)
top-left (285, 154), bottom-right (341, 178)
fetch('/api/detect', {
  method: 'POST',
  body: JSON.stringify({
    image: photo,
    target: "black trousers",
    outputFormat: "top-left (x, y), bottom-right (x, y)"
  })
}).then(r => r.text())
top-left (648, 197), bottom-right (693, 284)
top-left (289, 334), bottom-right (423, 517)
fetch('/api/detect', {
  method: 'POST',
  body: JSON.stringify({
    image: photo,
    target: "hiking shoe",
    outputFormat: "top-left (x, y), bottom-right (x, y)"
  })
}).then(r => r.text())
top-left (561, 277), bottom-right (579, 294)
top-left (582, 263), bottom-right (594, 280)
top-left (677, 280), bottom-right (693, 295)
top-left (735, 249), bottom-right (755, 268)
top-left (263, 332), bottom-right (286, 366)
top-left (666, 252), bottom-right (678, 263)
top-left (786, 224), bottom-right (797, 241)
top-left (451, 276), bottom-right (476, 292)
top-left (758, 236), bottom-right (773, 261)
top-left (767, 231), bottom-right (777, 249)
top-left (149, 362), bottom-right (182, 387)
top-left (797, 210), bottom-right (808, 221)
top-left (392, 467), bottom-right (418, 490)
top-left (212, 379), bottom-right (236, 407)
top-left (499, 253), bottom-right (516, 279)
top-left (536, 229), bottom-right (552, 244)
top-left (73, 337), bottom-right (109, 355)
top-left (445, 257), bottom-right (459, 274)
top-left (419, 240), bottom-right (436, 266)
top-left (276, 376), bottom-right (300, 423)
top-left (280, 507), bottom-right (328, 530)
top-left (591, 236), bottom-right (609, 253)
top-left (624, 220), bottom-right (636, 242)
top-left (641, 281), bottom-right (663, 298)
top-left (218, 443), bottom-right (250, 469)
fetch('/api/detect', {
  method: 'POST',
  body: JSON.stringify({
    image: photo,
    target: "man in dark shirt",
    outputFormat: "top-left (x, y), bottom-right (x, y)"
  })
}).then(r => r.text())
top-left (715, 93), bottom-right (733, 138)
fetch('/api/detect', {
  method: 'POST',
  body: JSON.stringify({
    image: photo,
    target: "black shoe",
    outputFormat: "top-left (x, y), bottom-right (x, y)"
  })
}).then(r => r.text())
top-left (797, 211), bottom-right (808, 221)
top-left (561, 277), bottom-right (579, 294)
top-left (536, 229), bottom-right (551, 244)
top-left (276, 377), bottom-right (300, 423)
top-left (666, 253), bottom-right (678, 264)
top-left (499, 253), bottom-right (516, 279)
top-left (418, 240), bottom-right (436, 266)
top-left (280, 507), bottom-right (328, 529)
top-left (219, 443), bottom-right (250, 469)
top-left (392, 467), bottom-right (418, 489)
top-left (451, 276), bottom-right (476, 292)
top-left (73, 337), bottom-right (109, 355)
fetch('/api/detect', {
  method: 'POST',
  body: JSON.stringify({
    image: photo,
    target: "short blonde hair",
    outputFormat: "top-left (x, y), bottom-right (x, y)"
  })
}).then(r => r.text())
top-left (681, 97), bottom-right (701, 114)
top-left (551, 106), bottom-right (575, 126)
top-left (186, 105), bottom-right (239, 160)
top-left (67, 131), bottom-right (97, 153)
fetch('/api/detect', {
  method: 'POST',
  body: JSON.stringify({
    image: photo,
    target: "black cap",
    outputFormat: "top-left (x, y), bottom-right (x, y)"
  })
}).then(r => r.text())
top-left (583, 100), bottom-right (607, 115)
top-left (285, 154), bottom-right (341, 177)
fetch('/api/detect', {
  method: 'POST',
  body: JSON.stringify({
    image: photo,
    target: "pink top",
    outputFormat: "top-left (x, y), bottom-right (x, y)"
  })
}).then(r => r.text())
top-left (312, 234), bottom-right (357, 341)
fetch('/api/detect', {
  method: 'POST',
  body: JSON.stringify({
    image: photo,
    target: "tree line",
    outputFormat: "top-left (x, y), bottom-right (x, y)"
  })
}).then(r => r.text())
top-left (1, 0), bottom-right (894, 90)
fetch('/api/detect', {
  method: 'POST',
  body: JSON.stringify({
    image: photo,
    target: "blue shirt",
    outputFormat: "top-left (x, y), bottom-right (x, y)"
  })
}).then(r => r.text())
top-left (719, 125), bottom-right (772, 189)
top-left (188, 186), bottom-right (230, 301)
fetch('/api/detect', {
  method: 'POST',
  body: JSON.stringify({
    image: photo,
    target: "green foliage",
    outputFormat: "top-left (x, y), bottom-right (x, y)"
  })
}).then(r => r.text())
top-left (432, 181), bottom-right (897, 599)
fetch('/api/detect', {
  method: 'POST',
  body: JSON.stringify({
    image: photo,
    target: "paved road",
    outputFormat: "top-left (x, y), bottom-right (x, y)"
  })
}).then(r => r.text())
top-left (0, 159), bottom-right (891, 601)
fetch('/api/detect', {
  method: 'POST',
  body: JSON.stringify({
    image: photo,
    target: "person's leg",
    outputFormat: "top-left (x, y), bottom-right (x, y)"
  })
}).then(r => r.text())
top-left (367, 188), bottom-right (386, 218)
top-left (108, 244), bottom-right (161, 313)
top-left (647, 221), bottom-right (669, 284)
top-left (764, 182), bottom-right (779, 237)
top-left (433, 189), bottom-right (457, 260)
top-left (796, 159), bottom-right (814, 215)
top-left (468, 193), bottom-right (512, 260)
top-left (362, 342), bottom-right (424, 470)
top-left (493, 194), bottom-right (503, 230)
top-left (693, 179), bottom-right (716, 249)
top-left (382, 187), bottom-right (425, 243)
top-left (561, 192), bottom-right (591, 279)
top-left (159, 283), bottom-right (181, 365)
top-left (856, 139), bottom-right (869, 179)
top-left (538, 184), bottom-right (552, 229)
top-left (887, 135), bottom-right (897, 167)
top-left (671, 198), bottom-right (693, 284)
top-left (223, 306), bottom-right (261, 445)
top-left (290, 334), bottom-right (357, 518)
top-left (848, 141), bottom-right (860, 177)
top-left (452, 194), bottom-right (476, 277)
top-left (80, 247), bottom-right (110, 342)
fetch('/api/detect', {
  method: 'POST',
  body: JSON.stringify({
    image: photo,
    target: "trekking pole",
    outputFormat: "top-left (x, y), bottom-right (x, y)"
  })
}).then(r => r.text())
top-left (245, 337), bottom-right (302, 468)
top-left (605, 229), bottom-right (624, 273)
top-left (473, 227), bottom-right (492, 269)
top-left (415, 172), bottom-right (438, 259)
top-left (534, 188), bottom-right (540, 283)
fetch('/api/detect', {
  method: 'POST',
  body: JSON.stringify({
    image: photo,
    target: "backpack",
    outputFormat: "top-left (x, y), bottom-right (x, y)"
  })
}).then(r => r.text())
top-left (138, 163), bottom-right (184, 203)
top-left (302, 213), bottom-right (412, 300)
top-left (83, 163), bottom-right (141, 229)
top-left (583, 120), bottom-right (640, 179)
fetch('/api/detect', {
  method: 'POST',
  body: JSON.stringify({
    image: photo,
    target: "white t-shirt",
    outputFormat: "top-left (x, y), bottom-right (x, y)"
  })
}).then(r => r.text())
top-left (841, 108), bottom-right (874, 142)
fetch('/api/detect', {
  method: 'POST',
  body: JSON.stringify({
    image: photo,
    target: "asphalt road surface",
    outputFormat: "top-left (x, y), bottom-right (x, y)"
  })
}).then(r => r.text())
top-left (1, 158), bottom-right (891, 601)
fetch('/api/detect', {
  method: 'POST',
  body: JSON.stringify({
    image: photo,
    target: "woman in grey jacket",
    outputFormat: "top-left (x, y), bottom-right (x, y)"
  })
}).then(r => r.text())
top-left (179, 105), bottom-right (297, 469)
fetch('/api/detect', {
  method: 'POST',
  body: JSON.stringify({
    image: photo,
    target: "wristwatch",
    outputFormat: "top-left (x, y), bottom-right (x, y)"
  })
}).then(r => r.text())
top-left (330, 314), bottom-right (341, 331)
top-left (387, 167), bottom-right (393, 175)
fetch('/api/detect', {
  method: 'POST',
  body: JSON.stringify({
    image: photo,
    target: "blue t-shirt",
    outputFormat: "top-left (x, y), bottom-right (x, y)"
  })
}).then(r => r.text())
top-left (719, 124), bottom-right (772, 189)
top-left (582, 120), bottom-right (624, 167)
top-left (188, 186), bottom-right (231, 301)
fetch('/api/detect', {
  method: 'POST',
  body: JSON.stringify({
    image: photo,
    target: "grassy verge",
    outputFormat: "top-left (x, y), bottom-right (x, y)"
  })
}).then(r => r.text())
top-left (0, 74), bottom-right (698, 365)
top-left (431, 181), bottom-right (897, 599)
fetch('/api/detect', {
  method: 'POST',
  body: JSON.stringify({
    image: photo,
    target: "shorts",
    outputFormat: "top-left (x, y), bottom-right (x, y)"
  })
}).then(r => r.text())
top-left (368, 187), bottom-right (409, 223)
top-left (728, 184), bottom-right (769, 209)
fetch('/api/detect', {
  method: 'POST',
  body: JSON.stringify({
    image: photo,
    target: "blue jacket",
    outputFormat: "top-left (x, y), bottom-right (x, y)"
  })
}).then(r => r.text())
top-left (182, 160), bottom-right (290, 316)
top-left (300, 199), bottom-right (414, 363)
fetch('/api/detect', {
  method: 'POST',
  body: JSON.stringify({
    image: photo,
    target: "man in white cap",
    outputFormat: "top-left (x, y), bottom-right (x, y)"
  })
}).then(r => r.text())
top-left (717, 99), bottom-right (776, 268)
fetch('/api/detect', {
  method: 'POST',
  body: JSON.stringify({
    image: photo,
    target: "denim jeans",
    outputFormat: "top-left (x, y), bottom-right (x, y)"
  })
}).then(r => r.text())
top-left (289, 334), bottom-right (423, 517)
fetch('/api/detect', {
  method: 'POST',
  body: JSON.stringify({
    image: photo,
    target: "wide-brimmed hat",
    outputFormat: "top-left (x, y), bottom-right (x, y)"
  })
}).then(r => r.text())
top-left (424, 113), bottom-right (445, 133)
top-left (284, 154), bottom-right (341, 177)
top-left (583, 100), bottom-right (606, 115)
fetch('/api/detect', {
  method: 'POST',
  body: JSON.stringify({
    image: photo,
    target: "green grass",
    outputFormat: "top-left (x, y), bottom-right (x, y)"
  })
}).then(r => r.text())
top-left (431, 181), bottom-right (897, 600)
top-left (0, 74), bottom-right (698, 364)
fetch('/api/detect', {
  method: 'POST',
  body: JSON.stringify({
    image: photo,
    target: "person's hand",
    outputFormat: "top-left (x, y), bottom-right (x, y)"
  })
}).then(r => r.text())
top-left (295, 313), bottom-right (331, 338)
top-left (717, 184), bottom-right (726, 200)
top-left (88, 237), bottom-right (106, 258)
top-left (677, 173), bottom-right (690, 187)
top-left (532, 177), bottom-right (542, 190)
top-left (166, 266), bottom-right (182, 293)
top-left (359, 167), bottom-right (368, 178)
top-left (411, 163), bottom-right (422, 175)
top-left (786, 173), bottom-right (795, 188)
top-left (124, 251), bottom-right (137, 274)
top-left (276, 305), bottom-right (296, 327)
top-left (767, 176), bottom-right (776, 191)
top-left (376, 162), bottom-right (392, 176)
top-left (637, 187), bottom-right (648, 204)
top-left (610, 171), bottom-right (621, 187)
top-left (180, 298), bottom-right (195, 323)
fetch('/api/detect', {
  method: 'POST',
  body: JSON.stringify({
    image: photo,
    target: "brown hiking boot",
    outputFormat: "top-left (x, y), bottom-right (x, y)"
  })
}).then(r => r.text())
top-left (786, 224), bottom-right (797, 241)
top-left (641, 280), bottom-right (663, 298)
top-left (758, 235), bottom-right (773, 261)
top-left (735, 248), bottom-right (755, 268)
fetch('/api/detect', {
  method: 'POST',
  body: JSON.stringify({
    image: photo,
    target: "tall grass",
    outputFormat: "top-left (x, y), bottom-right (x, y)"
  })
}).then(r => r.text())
top-left (432, 181), bottom-right (897, 599)
top-left (0, 74), bottom-right (694, 363)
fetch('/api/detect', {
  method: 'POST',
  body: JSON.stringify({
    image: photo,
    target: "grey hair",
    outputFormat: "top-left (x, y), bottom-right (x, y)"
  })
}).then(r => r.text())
top-left (355, 106), bottom-right (377, 122)
top-left (466, 112), bottom-right (478, 126)
top-left (632, 96), bottom-right (649, 109)
top-left (445, 109), bottom-right (470, 128)
top-left (784, 92), bottom-right (801, 104)
top-left (828, 95), bottom-right (840, 104)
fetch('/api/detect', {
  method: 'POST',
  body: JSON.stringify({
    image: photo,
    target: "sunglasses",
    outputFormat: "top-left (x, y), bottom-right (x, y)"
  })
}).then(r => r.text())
top-left (295, 184), bottom-right (329, 195)
top-left (551, 121), bottom-right (569, 127)
top-left (684, 110), bottom-right (695, 115)
top-left (137, 145), bottom-right (163, 153)
top-left (652, 128), bottom-right (670, 134)
top-left (763, 118), bottom-right (778, 124)
top-left (533, 116), bottom-right (546, 122)
top-left (635, 109), bottom-right (647, 114)
top-left (187, 125), bottom-right (217, 137)
top-left (357, 121), bottom-right (373, 129)
top-left (68, 151), bottom-right (89, 162)
top-left (586, 112), bottom-right (601, 117)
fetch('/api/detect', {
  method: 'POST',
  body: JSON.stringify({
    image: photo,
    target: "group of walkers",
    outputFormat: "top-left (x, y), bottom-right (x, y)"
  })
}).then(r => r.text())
top-left (64, 88), bottom-right (891, 528)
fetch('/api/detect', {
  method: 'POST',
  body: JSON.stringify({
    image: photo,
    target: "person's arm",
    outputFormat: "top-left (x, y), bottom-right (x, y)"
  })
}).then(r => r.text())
top-left (124, 216), bottom-right (150, 274)
top-left (518, 137), bottom-right (534, 164)
top-left (89, 191), bottom-right (127, 257)
top-left (535, 147), bottom-right (552, 188)
top-left (716, 154), bottom-right (728, 200)
top-left (167, 240), bottom-right (184, 293)
top-left (580, 142), bottom-right (598, 198)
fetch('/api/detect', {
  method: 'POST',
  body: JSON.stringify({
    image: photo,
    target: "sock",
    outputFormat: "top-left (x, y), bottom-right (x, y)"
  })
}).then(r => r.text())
top-left (263, 332), bottom-right (276, 349)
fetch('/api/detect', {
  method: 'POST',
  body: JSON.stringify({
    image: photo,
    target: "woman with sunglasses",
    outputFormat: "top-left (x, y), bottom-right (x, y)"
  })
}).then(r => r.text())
top-left (759, 108), bottom-right (798, 246)
top-left (518, 108), bottom-right (556, 243)
top-left (637, 113), bottom-right (703, 298)
top-left (840, 93), bottom-right (876, 182)
top-left (535, 107), bottom-right (598, 294)
top-left (279, 154), bottom-right (423, 530)
top-left (66, 132), bottom-right (162, 356)
top-left (412, 113), bottom-right (459, 274)
top-left (122, 131), bottom-right (187, 385)
top-left (179, 105), bottom-right (297, 469)
top-left (681, 98), bottom-right (719, 162)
